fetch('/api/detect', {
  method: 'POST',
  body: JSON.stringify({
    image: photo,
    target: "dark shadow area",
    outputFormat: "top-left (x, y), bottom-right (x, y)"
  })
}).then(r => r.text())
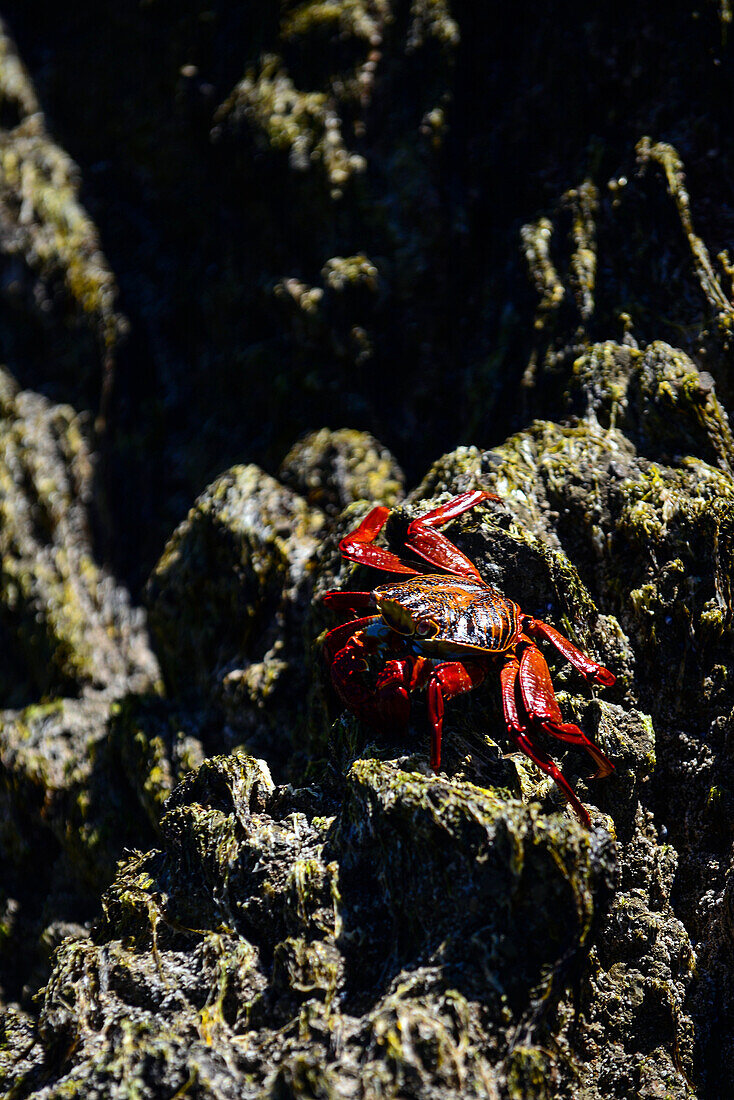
top-left (0, 2), bottom-right (730, 597)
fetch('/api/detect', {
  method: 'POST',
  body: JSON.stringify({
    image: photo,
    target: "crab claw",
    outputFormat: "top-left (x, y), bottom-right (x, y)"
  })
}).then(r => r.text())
top-left (339, 507), bottom-right (421, 575)
top-left (338, 491), bottom-right (500, 580)
top-left (325, 616), bottom-right (380, 670)
top-left (402, 491), bottom-right (500, 582)
top-left (425, 659), bottom-right (487, 770)
top-left (374, 660), bottom-right (413, 729)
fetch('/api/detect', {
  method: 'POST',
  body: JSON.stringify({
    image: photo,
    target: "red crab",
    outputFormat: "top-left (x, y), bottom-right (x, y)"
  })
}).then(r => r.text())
top-left (322, 490), bottom-right (615, 827)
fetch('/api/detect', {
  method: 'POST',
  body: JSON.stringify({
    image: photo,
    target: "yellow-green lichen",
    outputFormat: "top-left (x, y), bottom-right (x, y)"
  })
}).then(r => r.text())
top-left (217, 55), bottom-right (366, 198)
top-left (506, 1045), bottom-right (553, 1100)
top-left (521, 216), bottom-right (565, 326)
top-left (637, 138), bottom-right (734, 329)
top-left (281, 0), bottom-right (391, 43)
top-left (0, 118), bottom-right (125, 357)
top-left (564, 179), bottom-right (598, 322)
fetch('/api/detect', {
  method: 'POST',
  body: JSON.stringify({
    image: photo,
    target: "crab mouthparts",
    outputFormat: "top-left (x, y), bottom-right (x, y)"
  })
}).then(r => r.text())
top-left (376, 597), bottom-right (418, 636)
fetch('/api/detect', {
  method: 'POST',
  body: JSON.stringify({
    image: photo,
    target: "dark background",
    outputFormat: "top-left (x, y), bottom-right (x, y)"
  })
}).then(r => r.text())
top-left (2, 1), bottom-right (732, 592)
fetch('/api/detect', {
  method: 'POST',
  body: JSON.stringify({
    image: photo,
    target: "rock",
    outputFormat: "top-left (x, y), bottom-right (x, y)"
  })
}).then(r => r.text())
top-left (2, 752), bottom-right (617, 1098)
top-left (0, 379), bottom-right (715, 1098)
top-left (332, 758), bottom-right (615, 1004)
top-left (0, 18), bottom-right (124, 406)
top-left (146, 465), bottom-right (324, 766)
top-left (0, 698), bottom-right (153, 1003)
top-left (0, 367), bottom-right (160, 705)
top-left (569, 340), bottom-right (734, 476)
top-left (2, 4), bottom-right (734, 1095)
top-left (571, 811), bottom-right (696, 1097)
top-left (279, 428), bottom-right (404, 515)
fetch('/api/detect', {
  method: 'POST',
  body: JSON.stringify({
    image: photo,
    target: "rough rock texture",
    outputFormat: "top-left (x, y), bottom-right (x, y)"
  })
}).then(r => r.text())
top-left (145, 464), bottom-right (325, 775)
top-left (1, 5), bottom-right (734, 1100)
top-left (5, 381), bottom-right (722, 1097)
top-left (0, 17), bottom-right (124, 409)
top-left (279, 428), bottom-right (404, 515)
top-left (0, 368), bottom-right (159, 706)
top-left (5, 754), bottom-right (619, 1100)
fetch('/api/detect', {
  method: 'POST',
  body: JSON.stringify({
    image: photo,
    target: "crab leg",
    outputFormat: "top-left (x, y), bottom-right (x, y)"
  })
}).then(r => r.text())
top-left (426, 660), bottom-right (487, 770)
top-left (518, 642), bottom-right (614, 779)
top-left (404, 491), bottom-right (499, 581)
top-left (339, 506), bottom-right (421, 575)
top-left (499, 655), bottom-right (525, 737)
top-left (499, 656), bottom-right (592, 827)
top-left (417, 490), bottom-right (501, 527)
top-left (523, 617), bottom-right (616, 687)
top-left (513, 732), bottom-right (592, 829)
top-left (322, 591), bottom-right (375, 615)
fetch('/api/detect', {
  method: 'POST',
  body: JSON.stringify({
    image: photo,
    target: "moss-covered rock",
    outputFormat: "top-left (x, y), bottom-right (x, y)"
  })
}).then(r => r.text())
top-left (0, 698), bottom-right (157, 1004)
top-left (2, 379), bottom-right (717, 1096)
top-left (279, 427), bottom-right (404, 514)
top-left (0, 367), bottom-right (159, 705)
top-left (0, 18), bottom-right (124, 406)
top-left (569, 340), bottom-right (734, 475)
top-left (217, 53), bottom-right (367, 199)
top-left (332, 759), bottom-right (614, 1007)
top-left (1, 750), bottom-right (621, 1098)
top-left (110, 695), bottom-right (213, 831)
top-left (2, 4), bottom-right (734, 1096)
top-left (566, 812), bottom-right (697, 1097)
top-left (146, 464), bottom-right (324, 766)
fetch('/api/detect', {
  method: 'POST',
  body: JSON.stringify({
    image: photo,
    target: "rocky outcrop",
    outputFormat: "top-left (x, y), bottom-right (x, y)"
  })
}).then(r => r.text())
top-left (6, 370), bottom-right (728, 1095)
top-left (1, 5), bottom-right (734, 1099)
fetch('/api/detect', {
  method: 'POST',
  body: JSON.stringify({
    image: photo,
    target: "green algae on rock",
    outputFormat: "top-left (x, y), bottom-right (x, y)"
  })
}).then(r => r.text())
top-left (110, 695), bottom-right (211, 832)
top-left (0, 17), bottom-right (39, 122)
top-left (1, 4), bottom-right (734, 1095)
top-left (333, 759), bottom-right (612, 990)
top-left (0, 697), bottom-right (159, 1007)
top-left (569, 340), bottom-right (734, 476)
top-left (279, 427), bottom-right (404, 514)
top-left (636, 138), bottom-right (734, 332)
top-left (146, 465), bottom-right (324, 768)
top-left (0, 367), bottom-right (159, 705)
top-left (0, 19), bottom-right (125, 405)
top-left (550, 809), bottom-right (697, 1098)
top-left (3, 752), bottom-right (616, 1099)
top-left (0, 694), bottom-right (217, 1008)
top-left (1, 398), bottom-right (712, 1098)
top-left (406, 348), bottom-right (731, 1093)
top-left (216, 53), bottom-right (367, 199)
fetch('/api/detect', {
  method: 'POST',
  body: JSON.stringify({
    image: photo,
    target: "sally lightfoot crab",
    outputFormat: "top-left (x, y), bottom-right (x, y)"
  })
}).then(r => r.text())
top-left (323, 491), bottom-right (615, 827)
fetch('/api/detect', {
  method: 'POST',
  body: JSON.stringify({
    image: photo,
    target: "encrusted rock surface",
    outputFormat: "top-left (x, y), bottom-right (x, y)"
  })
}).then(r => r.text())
top-left (4, 366), bottom-right (722, 1098)
top-left (1, 5), bottom-right (734, 1100)
top-left (0, 17), bottom-right (124, 407)
top-left (279, 428), bottom-right (404, 516)
top-left (0, 368), bottom-right (159, 706)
